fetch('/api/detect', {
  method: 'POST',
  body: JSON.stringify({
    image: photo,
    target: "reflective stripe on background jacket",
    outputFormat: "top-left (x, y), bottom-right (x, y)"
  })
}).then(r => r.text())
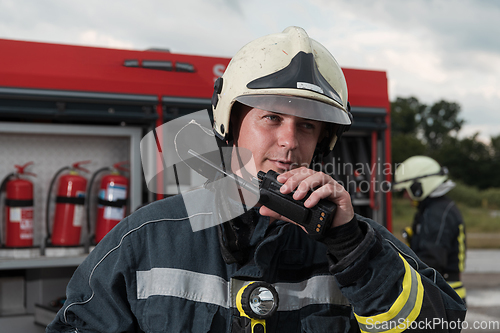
top-left (47, 188), bottom-right (466, 333)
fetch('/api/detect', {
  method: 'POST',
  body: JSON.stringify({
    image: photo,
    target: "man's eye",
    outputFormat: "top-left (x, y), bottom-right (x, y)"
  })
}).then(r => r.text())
top-left (301, 123), bottom-right (315, 130)
top-left (264, 115), bottom-right (280, 121)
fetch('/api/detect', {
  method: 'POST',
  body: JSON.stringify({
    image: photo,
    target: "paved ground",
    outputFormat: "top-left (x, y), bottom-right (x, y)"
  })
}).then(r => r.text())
top-left (461, 250), bottom-right (500, 332)
top-left (464, 249), bottom-right (500, 274)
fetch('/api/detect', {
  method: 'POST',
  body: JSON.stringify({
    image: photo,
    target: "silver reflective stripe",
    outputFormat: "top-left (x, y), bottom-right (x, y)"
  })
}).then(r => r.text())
top-left (137, 268), bottom-right (230, 308)
top-left (136, 268), bottom-right (349, 310)
top-left (297, 82), bottom-right (324, 94)
top-left (275, 275), bottom-right (349, 310)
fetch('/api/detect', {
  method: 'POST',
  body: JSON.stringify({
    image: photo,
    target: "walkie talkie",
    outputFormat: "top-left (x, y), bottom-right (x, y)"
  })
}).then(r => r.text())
top-left (257, 170), bottom-right (336, 238)
top-left (187, 150), bottom-right (336, 238)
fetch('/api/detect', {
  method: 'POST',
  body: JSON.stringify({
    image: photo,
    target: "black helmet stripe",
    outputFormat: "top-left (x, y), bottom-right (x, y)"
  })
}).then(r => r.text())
top-left (246, 51), bottom-right (343, 106)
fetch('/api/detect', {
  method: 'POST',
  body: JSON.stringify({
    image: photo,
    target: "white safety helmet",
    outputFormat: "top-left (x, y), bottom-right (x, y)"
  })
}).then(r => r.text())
top-left (211, 26), bottom-right (352, 154)
top-left (393, 156), bottom-right (449, 201)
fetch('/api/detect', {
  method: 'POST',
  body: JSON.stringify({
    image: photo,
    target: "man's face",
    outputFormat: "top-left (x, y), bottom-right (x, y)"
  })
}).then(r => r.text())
top-left (231, 106), bottom-right (324, 176)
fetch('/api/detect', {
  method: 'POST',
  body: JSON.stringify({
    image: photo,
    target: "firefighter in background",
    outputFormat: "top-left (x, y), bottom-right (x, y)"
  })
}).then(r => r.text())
top-left (394, 156), bottom-right (467, 301)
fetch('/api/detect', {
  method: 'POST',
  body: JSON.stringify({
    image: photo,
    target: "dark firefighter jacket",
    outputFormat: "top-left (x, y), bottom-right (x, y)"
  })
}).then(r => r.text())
top-left (47, 188), bottom-right (466, 333)
top-left (411, 195), bottom-right (467, 299)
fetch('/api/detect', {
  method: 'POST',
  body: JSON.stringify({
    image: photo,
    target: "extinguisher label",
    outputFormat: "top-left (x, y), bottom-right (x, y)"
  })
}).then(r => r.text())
top-left (100, 184), bottom-right (127, 221)
top-left (73, 191), bottom-right (86, 227)
top-left (9, 207), bottom-right (22, 222)
top-left (10, 207), bottom-right (34, 239)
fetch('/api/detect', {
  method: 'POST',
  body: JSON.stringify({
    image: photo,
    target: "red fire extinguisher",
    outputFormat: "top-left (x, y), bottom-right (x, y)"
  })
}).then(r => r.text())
top-left (1, 162), bottom-right (36, 248)
top-left (87, 162), bottom-right (129, 244)
top-left (46, 161), bottom-right (89, 247)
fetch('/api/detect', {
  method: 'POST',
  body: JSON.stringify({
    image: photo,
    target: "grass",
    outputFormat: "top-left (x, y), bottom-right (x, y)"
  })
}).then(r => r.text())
top-left (391, 197), bottom-right (500, 248)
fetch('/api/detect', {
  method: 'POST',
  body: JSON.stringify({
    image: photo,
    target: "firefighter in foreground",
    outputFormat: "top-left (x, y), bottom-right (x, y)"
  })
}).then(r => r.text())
top-left (394, 156), bottom-right (467, 302)
top-left (47, 27), bottom-right (466, 333)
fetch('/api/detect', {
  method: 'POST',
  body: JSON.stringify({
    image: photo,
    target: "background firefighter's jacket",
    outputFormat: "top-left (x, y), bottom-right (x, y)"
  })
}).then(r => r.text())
top-left (411, 195), bottom-right (466, 281)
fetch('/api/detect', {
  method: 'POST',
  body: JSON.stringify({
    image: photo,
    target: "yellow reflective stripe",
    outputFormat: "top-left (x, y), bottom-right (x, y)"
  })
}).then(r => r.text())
top-left (448, 281), bottom-right (466, 299)
top-left (448, 281), bottom-right (462, 289)
top-left (355, 253), bottom-right (424, 333)
top-left (454, 287), bottom-right (466, 299)
top-left (355, 254), bottom-right (411, 324)
top-left (457, 224), bottom-right (465, 272)
top-left (457, 287), bottom-right (466, 299)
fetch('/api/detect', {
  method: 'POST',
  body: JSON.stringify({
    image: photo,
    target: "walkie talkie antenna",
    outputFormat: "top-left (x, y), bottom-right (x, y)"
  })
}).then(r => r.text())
top-left (187, 149), bottom-right (259, 196)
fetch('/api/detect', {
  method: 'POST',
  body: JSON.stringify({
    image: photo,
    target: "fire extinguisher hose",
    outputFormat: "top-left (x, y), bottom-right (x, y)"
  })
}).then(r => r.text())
top-left (0, 173), bottom-right (15, 193)
top-left (44, 166), bottom-right (70, 248)
top-left (86, 167), bottom-right (111, 245)
top-left (0, 173), bottom-right (15, 246)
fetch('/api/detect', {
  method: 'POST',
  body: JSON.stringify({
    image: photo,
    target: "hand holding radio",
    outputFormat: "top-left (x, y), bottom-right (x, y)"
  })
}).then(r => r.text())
top-left (256, 170), bottom-right (336, 239)
top-left (258, 167), bottom-right (354, 234)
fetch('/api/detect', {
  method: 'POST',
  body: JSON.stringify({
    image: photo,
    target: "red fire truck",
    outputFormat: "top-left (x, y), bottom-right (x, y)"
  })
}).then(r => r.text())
top-left (0, 38), bottom-right (392, 230)
top-left (0, 38), bottom-right (392, 327)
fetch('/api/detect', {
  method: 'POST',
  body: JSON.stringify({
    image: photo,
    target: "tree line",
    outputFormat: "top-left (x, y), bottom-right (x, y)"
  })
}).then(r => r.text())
top-left (391, 97), bottom-right (500, 190)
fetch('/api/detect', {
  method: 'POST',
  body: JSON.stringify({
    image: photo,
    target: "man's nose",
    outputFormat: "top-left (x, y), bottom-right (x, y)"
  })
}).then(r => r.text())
top-left (277, 122), bottom-right (299, 150)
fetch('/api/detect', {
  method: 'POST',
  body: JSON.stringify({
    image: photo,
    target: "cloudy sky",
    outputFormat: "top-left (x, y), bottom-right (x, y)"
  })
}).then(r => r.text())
top-left (1, 0), bottom-right (499, 141)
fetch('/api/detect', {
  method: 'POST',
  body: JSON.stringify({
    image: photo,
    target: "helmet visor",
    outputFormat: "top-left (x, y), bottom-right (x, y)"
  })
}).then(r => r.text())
top-left (236, 94), bottom-right (351, 125)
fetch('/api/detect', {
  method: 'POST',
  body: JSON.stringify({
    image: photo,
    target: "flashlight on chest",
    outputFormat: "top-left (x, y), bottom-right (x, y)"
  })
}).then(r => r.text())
top-left (235, 282), bottom-right (279, 333)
